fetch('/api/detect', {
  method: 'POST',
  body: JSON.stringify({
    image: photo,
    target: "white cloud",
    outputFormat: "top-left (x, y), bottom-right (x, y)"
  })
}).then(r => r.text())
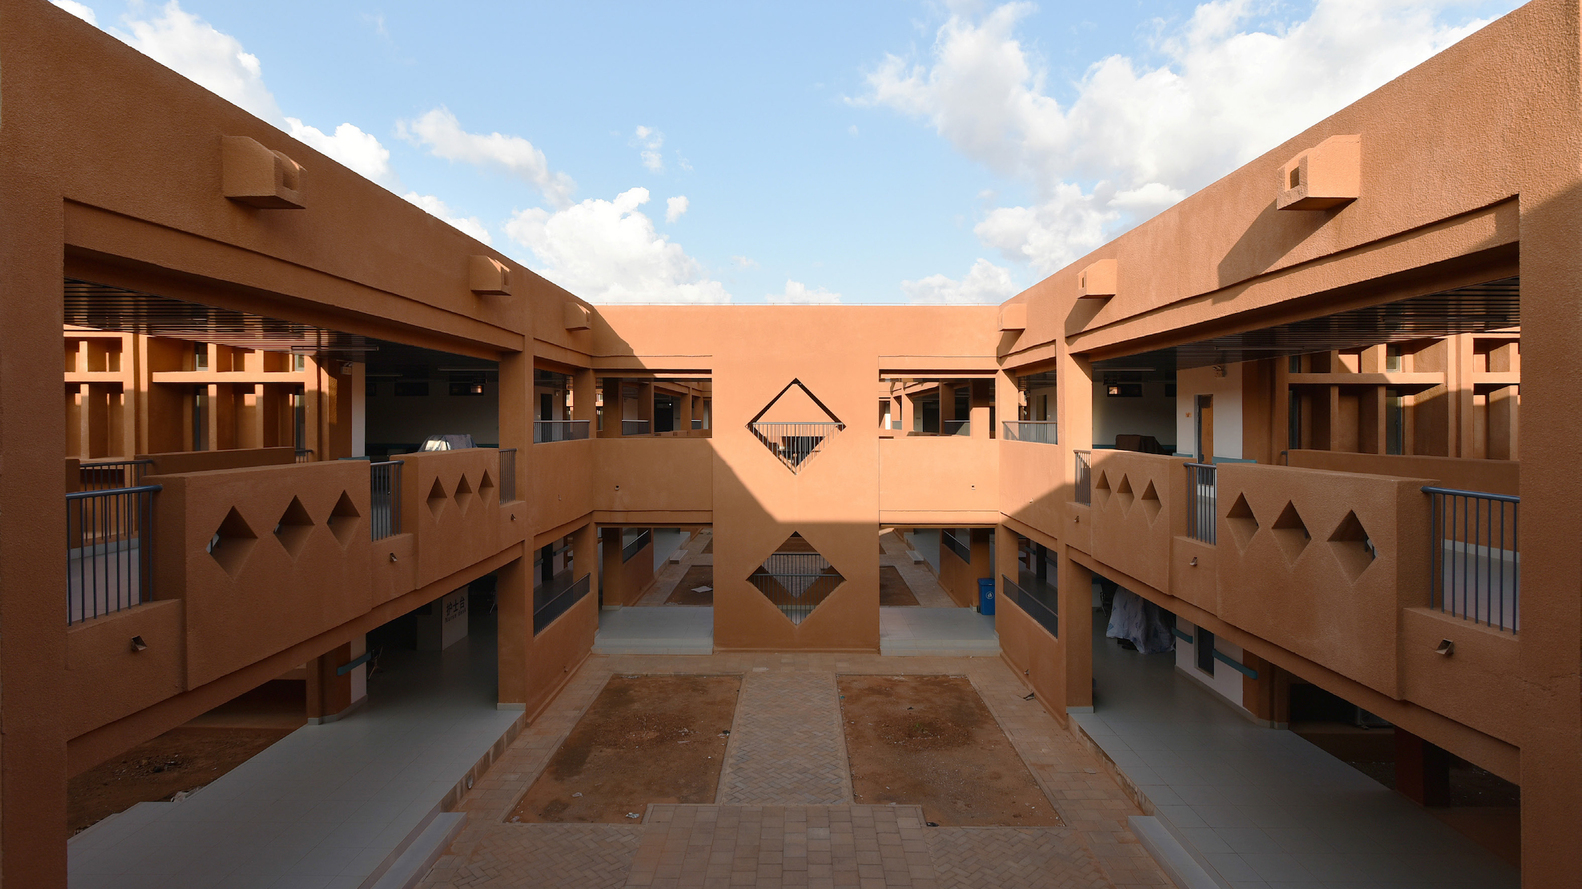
top-left (400, 107), bottom-right (576, 208)
top-left (635, 125), bottom-right (665, 173)
top-left (849, 124), bottom-right (860, 137)
top-left (665, 195), bottom-right (690, 223)
top-left (902, 258), bottom-right (1021, 304)
top-left (50, 0), bottom-right (96, 25)
top-left (861, 0), bottom-right (1504, 273)
top-left (403, 193), bottom-right (493, 245)
top-left (505, 187), bottom-right (730, 304)
top-left (115, 0), bottom-right (282, 122)
top-left (732, 255), bottom-right (759, 269)
top-left (286, 119), bottom-right (395, 186)
top-left (767, 280), bottom-right (842, 305)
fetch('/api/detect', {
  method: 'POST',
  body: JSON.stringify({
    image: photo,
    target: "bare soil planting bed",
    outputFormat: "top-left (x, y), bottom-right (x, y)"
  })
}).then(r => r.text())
top-left (508, 674), bottom-right (740, 823)
top-left (838, 675), bottom-right (1061, 827)
top-left (664, 566), bottom-right (714, 605)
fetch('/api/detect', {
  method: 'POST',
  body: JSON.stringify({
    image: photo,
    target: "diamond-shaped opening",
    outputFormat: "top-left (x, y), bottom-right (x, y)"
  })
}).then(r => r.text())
top-left (1328, 511), bottom-right (1376, 581)
top-left (426, 477), bottom-right (448, 519)
top-left (454, 474), bottom-right (476, 513)
top-left (1115, 474), bottom-right (1134, 514)
top-left (208, 507), bottom-right (257, 576)
top-left (1270, 501), bottom-right (1311, 565)
top-left (747, 534), bottom-right (844, 626)
top-left (1093, 471), bottom-right (1112, 506)
top-left (273, 496), bottom-right (314, 558)
top-left (1139, 480), bottom-right (1162, 524)
top-left (747, 379), bottom-right (845, 474)
top-left (327, 492), bottom-right (362, 546)
top-left (479, 470), bottom-right (496, 503)
top-left (1225, 494), bottom-right (1259, 551)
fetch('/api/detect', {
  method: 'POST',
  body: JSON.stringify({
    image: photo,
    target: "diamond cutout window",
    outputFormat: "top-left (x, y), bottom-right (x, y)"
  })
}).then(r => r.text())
top-left (454, 474), bottom-right (475, 513)
top-left (747, 533), bottom-right (844, 625)
top-left (748, 379), bottom-right (845, 473)
top-left (426, 477), bottom-right (448, 519)
top-left (1115, 475), bottom-right (1134, 514)
top-left (1328, 511), bottom-right (1376, 581)
top-left (208, 507), bottom-right (257, 576)
top-left (273, 496), bottom-right (314, 558)
top-left (1139, 480), bottom-right (1162, 524)
top-left (479, 470), bottom-right (496, 502)
top-left (1093, 471), bottom-right (1112, 506)
top-left (327, 492), bottom-right (362, 546)
top-left (1225, 494), bottom-right (1259, 551)
top-left (1270, 501), bottom-right (1311, 564)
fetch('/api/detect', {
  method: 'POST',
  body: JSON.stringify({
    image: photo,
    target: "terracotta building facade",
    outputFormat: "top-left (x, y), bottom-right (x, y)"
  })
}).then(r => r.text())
top-left (2, 0), bottom-right (1578, 885)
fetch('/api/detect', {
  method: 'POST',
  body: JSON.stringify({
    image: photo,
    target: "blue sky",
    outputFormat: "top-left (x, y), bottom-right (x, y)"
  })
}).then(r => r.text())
top-left (53, 0), bottom-right (1520, 304)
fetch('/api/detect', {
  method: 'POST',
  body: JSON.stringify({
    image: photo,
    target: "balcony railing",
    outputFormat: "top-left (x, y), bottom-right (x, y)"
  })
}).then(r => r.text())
top-left (621, 419), bottom-right (650, 437)
top-left (748, 553), bottom-right (841, 626)
top-left (78, 459), bottom-right (152, 491)
top-left (370, 460), bottom-right (403, 541)
top-left (534, 572), bottom-right (590, 634)
top-left (622, 529), bottom-right (652, 562)
top-left (1184, 463), bottom-right (1217, 544)
top-left (1004, 573), bottom-right (1058, 637)
top-left (1425, 486), bottom-right (1519, 632)
top-left (1004, 421), bottom-right (1058, 444)
top-left (67, 484), bottom-right (160, 624)
top-left (1074, 451), bottom-right (1092, 505)
top-left (498, 448), bottom-right (517, 502)
top-left (534, 420), bottom-right (590, 443)
top-left (749, 421), bottom-right (842, 471)
top-left (942, 529), bottom-right (972, 563)
top-left (294, 448), bottom-right (315, 463)
top-left (942, 418), bottom-right (970, 436)
top-left (692, 418), bottom-right (704, 430)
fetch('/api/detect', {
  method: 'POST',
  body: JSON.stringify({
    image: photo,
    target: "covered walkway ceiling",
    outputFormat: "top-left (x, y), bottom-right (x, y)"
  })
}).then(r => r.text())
top-left (1093, 276), bottom-right (1518, 376)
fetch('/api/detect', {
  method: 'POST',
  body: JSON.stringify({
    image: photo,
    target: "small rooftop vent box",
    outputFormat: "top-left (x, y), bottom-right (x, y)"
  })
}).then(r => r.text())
top-left (469, 256), bottom-right (512, 296)
top-left (1278, 135), bottom-right (1360, 211)
top-left (222, 136), bottom-right (304, 209)
top-left (998, 303), bottom-right (1027, 331)
top-left (1077, 259), bottom-right (1117, 299)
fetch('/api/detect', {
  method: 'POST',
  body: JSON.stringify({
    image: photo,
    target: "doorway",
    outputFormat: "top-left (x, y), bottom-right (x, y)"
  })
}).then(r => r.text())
top-left (1194, 394), bottom-right (1214, 461)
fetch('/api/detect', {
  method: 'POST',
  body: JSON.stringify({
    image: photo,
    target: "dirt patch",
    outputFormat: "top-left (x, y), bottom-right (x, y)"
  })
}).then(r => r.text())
top-left (509, 675), bottom-right (740, 823)
top-left (838, 675), bottom-right (1059, 827)
top-left (879, 566), bottom-right (920, 607)
top-left (665, 566), bottom-right (714, 605)
top-left (70, 726), bottom-right (294, 833)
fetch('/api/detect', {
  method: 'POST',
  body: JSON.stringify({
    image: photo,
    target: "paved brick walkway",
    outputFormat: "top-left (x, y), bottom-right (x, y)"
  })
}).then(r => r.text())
top-left (717, 671), bottom-right (851, 805)
top-left (419, 653), bottom-right (1171, 889)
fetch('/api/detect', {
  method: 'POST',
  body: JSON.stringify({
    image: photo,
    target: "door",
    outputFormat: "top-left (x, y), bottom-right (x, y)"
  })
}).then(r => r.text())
top-left (1195, 395), bottom-right (1214, 462)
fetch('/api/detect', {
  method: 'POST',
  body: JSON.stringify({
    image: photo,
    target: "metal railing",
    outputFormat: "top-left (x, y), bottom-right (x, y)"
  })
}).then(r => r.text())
top-left (78, 459), bottom-right (153, 491)
top-left (942, 529), bottom-right (972, 563)
top-left (1184, 463), bottom-right (1217, 544)
top-left (534, 420), bottom-right (590, 443)
top-left (942, 418), bottom-right (971, 436)
top-left (748, 552), bottom-right (841, 625)
top-left (622, 529), bottom-right (652, 562)
top-left (692, 418), bottom-right (704, 430)
top-left (1074, 451), bottom-right (1092, 505)
top-left (1004, 421), bottom-right (1058, 444)
top-left (370, 460), bottom-right (403, 540)
top-left (294, 448), bottom-right (315, 463)
top-left (534, 573), bottom-right (590, 634)
top-left (1004, 574), bottom-right (1058, 637)
top-left (621, 419), bottom-right (650, 436)
top-left (1425, 486), bottom-right (1519, 632)
top-left (67, 484), bottom-right (160, 624)
top-left (749, 421), bottom-right (843, 472)
top-left (498, 448), bottom-right (517, 502)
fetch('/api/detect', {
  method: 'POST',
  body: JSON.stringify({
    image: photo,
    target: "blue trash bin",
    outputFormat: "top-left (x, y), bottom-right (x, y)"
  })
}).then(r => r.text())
top-left (977, 578), bottom-right (996, 615)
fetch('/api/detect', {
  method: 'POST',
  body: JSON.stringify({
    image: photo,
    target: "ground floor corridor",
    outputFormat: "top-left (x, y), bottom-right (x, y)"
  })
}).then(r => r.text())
top-left (1075, 616), bottom-right (1519, 888)
top-left (421, 652), bottom-right (1170, 889)
top-left (67, 610), bottom-right (521, 889)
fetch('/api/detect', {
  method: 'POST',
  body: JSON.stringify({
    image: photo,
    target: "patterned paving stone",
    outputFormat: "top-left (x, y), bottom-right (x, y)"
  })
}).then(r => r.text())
top-left (420, 823), bottom-right (643, 889)
top-left (925, 827), bottom-right (1108, 889)
top-left (717, 671), bottom-right (851, 805)
top-left (626, 804), bottom-right (937, 889)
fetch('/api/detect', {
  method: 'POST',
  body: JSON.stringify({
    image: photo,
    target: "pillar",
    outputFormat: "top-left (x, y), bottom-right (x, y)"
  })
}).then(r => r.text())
top-left (600, 377), bottom-right (623, 438)
top-left (602, 527), bottom-right (624, 606)
top-left (573, 522), bottom-right (599, 609)
top-left (306, 640), bottom-right (364, 723)
top-left (496, 556), bottom-right (531, 707)
top-left (637, 381), bottom-right (655, 435)
top-left (1060, 552), bottom-right (1093, 711)
top-left (1393, 728), bottom-right (1451, 807)
top-left (939, 382), bottom-right (958, 434)
top-left (901, 390), bottom-right (916, 434)
top-left (970, 379), bottom-right (992, 440)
